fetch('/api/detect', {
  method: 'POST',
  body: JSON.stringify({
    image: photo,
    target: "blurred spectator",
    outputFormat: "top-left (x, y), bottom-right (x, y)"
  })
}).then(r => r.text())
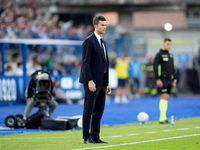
top-left (114, 54), bottom-right (130, 104)
top-left (53, 79), bottom-right (73, 104)
top-left (0, 22), bottom-right (7, 39)
top-left (46, 51), bottom-right (56, 73)
top-left (29, 0), bottom-right (38, 13)
top-left (63, 55), bottom-right (78, 74)
top-left (5, 21), bottom-right (16, 39)
top-left (73, 59), bottom-right (81, 75)
top-left (85, 25), bottom-right (93, 37)
top-left (14, 62), bottom-right (23, 76)
top-left (5, 65), bottom-right (13, 76)
top-left (51, 14), bottom-right (59, 28)
top-left (27, 56), bottom-right (42, 76)
top-left (77, 24), bottom-right (86, 40)
top-left (142, 53), bottom-right (157, 96)
top-left (60, 67), bottom-right (67, 75)
top-left (15, 16), bottom-right (27, 38)
top-left (113, 23), bottom-right (128, 57)
top-left (68, 27), bottom-right (79, 40)
top-left (128, 54), bottom-right (141, 97)
top-left (61, 20), bottom-right (73, 38)
top-left (38, 25), bottom-right (49, 39)
top-left (52, 62), bottom-right (62, 76)
top-left (4, 53), bottom-right (18, 73)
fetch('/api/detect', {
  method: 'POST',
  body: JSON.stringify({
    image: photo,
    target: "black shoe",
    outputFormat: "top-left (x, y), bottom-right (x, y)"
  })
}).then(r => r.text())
top-left (93, 139), bottom-right (108, 144)
top-left (159, 120), bottom-right (169, 124)
top-left (84, 138), bottom-right (96, 144)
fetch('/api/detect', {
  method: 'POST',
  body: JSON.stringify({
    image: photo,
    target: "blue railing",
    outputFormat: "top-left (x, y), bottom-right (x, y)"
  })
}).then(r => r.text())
top-left (0, 39), bottom-right (84, 104)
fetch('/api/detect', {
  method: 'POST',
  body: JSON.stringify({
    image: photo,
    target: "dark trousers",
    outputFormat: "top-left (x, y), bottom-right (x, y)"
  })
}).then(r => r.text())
top-left (83, 85), bottom-right (106, 140)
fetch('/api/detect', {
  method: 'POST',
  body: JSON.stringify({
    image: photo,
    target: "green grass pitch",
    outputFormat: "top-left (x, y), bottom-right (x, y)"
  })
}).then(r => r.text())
top-left (0, 117), bottom-right (200, 150)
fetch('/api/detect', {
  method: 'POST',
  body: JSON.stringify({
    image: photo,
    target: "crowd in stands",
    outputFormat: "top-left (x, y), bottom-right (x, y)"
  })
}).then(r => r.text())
top-left (0, 0), bottom-right (87, 76)
top-left (0, 0), bottom-right (93, 40)
top-left (3, 51), bottom-right (81, 76)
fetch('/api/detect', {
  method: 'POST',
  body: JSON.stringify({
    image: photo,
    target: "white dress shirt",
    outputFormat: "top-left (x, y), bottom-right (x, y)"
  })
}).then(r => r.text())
top-left (94, 32), bottom-right (107, 61)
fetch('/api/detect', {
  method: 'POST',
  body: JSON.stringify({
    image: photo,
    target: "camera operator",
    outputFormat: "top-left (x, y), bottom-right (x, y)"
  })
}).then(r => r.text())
top-left (23, 70), bottom-right (58, 121)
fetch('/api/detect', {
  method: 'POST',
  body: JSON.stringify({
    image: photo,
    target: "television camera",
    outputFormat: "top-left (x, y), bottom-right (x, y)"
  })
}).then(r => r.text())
top-left (5, 71), bottom-right (53, 128)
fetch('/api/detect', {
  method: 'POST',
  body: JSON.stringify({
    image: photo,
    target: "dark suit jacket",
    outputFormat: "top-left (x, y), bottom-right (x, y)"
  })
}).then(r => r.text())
top-left (79, 33), bottom-right (109, 86)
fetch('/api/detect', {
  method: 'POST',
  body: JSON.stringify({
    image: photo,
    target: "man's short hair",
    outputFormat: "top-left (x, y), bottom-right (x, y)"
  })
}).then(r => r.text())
top-left (12, 53), bottom-right (18, 58)
top-left (93, 16), bottom-right (106, 26)
top-left (164, 38), bottom-right (172, 42)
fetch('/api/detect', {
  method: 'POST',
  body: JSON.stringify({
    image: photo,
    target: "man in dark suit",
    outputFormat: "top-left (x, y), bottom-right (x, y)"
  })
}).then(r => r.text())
top-left (79, 15), bottom-right (111, 144)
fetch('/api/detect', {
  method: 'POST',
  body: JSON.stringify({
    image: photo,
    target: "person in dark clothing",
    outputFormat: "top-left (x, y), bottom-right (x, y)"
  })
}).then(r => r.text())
top-left (23, 70), bottom-right (58, 120)
top-left (142, 53), bottom-right (157, 96)
top-left (79, 16), bottom-right (111, 144)
top-left (153, 38), bottom-right (176, 124)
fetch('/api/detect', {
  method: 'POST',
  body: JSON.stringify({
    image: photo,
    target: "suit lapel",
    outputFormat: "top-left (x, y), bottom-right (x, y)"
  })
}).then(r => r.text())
top-left (92, 34), bottom-right (106, 62)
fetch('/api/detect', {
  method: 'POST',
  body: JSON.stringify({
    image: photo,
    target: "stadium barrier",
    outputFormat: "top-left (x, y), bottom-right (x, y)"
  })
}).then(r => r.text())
top-left (0, 39), bottom-right (84, 104)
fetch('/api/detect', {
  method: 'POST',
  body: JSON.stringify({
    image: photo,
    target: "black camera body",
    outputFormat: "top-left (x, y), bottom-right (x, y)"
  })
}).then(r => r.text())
top-left (5, 71), bottom-right (53, 128)
top-left (34, 78), bottom-right (52, 111)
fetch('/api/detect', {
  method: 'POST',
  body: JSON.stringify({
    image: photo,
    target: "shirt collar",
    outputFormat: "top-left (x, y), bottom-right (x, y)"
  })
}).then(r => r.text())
top-left (160, 49), bottom-right (169, 53)
top-left (94, 31), bottom-right (102, 42)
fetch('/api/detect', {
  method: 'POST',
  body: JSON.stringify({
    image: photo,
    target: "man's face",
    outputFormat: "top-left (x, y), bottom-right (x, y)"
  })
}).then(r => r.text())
top-left (163, 41), bottom-right (172, 51)
top-left (94, 20), bottom-right (107, 35)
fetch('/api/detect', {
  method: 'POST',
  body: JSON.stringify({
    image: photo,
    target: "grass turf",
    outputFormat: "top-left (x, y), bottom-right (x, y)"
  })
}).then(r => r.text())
top-left (0, 117), bottom-right (200, 150)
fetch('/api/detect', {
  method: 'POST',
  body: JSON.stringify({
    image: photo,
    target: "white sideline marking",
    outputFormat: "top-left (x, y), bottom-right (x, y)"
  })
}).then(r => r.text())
top-left (73, 134), bottom-right (200, 150)
top-left (163, 130), bottom-right (174, 132)
top-left (195, 127), bottom-right (200, 129)
top-left (127, 133), bottom-right (139, 136)
top-left (177, 128), bottom-right (190, 130)
top-left (0, 137), bottom-right (80, 140)
top-left (103, 136), bottom-right (122, 138)
top-left (145, 131), bottom-right (157, 134)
